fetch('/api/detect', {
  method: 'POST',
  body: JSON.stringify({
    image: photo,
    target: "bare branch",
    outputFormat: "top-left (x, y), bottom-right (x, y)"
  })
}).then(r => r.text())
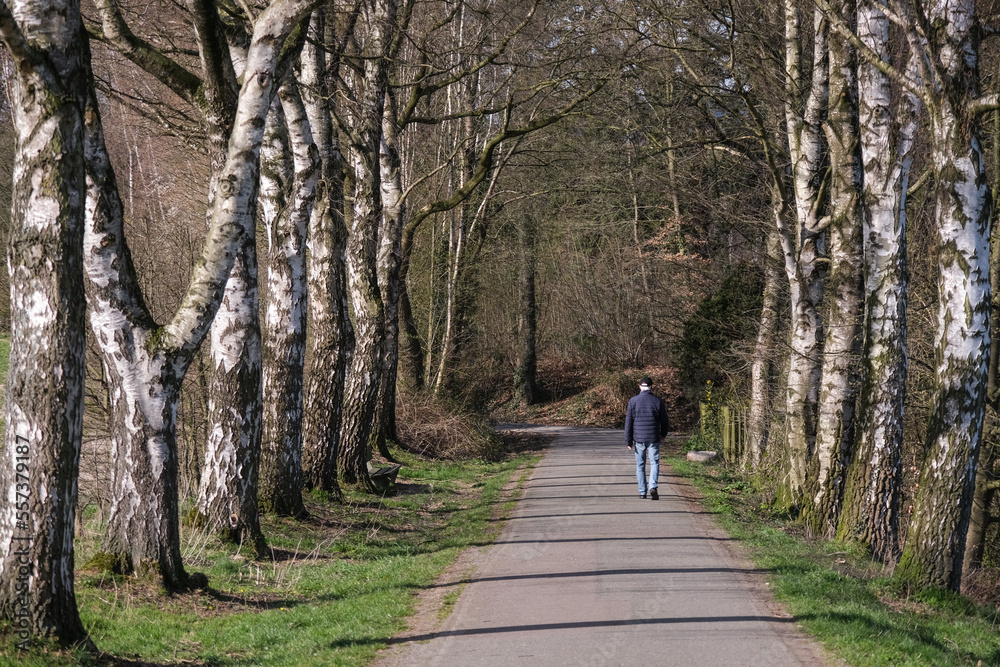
top-left (397, 0), bottom-right (541, 128)
top-left (815, 0), bottom-right (921, 98)
top-left (969, 93), bottom-right (1000, 116)
top-left (401, 80), bottom-right (605, 265)
top-left (91, 0), bottom-right (203, 105)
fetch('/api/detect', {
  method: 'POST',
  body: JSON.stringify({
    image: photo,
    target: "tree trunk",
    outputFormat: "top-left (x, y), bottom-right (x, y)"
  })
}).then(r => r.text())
top-left (432, 208), bottom-right (465, 394)
top-left (198, 184), bottom-right (267, 552)
top-left (836, 3), bottom-right (917, 563)
top-left (745, 225), bottom-right (783, 470)
top-left (397, 199), bottom-right (427, 393)
top-left (338, 0), bottom-right (397, 489)
top-left (377, 99), bottom-right (405, 456)
top-left (431, 42), bottom-right (479, 395)
top-left (83, 0), bottom-right (317, 588)
top-left (397, 286), bottom-right (426, 391)
top-left (803, 0), bottom-right (863, 537)
top-left (100, 371), bottom-right (189, 587)
top-left (257, 79), bottom-right (317, 518)
top-left (300, 11), bottom-right (351, 496)
top-left (339, 163), bottom-right (384, 488)
top-left (963, 106), bottom-right (1000, 576)
top-left (196, 0), bottom-right (277, 552)
top-left (896, 0), bottom-right (990, 592)
top-left (0, 0), bottom-right (89, 644)
top-left (777, 0), bottom-right (828, 511)
top-left (515, 212), bottom-right (538, 405)
top-left (781, 274), bottom-right (823, 510)
top-left (963, 452), bottom-right (999, 574)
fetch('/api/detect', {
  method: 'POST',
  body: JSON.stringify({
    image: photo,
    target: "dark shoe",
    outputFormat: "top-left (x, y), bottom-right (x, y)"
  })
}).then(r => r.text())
top-left (640, 494), bottom-right (646, 499)
top-left (650, 488), bottom-right (659, 500)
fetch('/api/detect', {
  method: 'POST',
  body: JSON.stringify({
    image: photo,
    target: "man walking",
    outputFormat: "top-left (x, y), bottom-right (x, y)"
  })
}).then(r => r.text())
top-left (624, 376), bottom-right (670, 499)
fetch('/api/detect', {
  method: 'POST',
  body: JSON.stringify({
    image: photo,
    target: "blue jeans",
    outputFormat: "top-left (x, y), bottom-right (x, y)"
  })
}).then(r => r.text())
top-left (633, 441), bottom-right (660, 495)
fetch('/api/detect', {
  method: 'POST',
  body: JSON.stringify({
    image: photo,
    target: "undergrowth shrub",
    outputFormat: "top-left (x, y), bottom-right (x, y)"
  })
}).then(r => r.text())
top-left (673, 265), bottom-right (764, 403)
top-left (570, 366), bottom-right (693, 430)
top-left (396, 391), bottom-right (504, 461)
top-left (536, 357), bottom-right (591, 401)
top-left (961, 567), bottom-right (1000, 606)
top-left (492, 362), bottom-right (696, 430)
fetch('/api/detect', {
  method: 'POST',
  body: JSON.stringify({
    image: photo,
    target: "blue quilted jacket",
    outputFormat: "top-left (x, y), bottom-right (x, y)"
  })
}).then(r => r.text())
top-left (624, 390), bottom-right (670, 444)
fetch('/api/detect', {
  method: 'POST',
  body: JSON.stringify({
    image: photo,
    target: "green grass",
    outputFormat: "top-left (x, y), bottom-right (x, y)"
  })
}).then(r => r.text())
top-left (667, 454), bottom-right (1000, 667)
top-left (0, 335), bottom-right (9, 384)
top-left (1, 447), bottom-right (542, 666)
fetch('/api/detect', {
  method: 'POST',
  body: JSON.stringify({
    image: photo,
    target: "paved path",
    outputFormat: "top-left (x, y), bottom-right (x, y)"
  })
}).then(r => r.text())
top-left (381, 425), bottom-right (833, 667)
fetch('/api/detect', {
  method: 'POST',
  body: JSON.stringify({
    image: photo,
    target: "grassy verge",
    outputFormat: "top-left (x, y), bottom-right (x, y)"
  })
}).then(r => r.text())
top-left (666, 454), bottom-right (1000, 667)
top-left (0, 335), bottom-right (9, 382)
top-left (3, 444), bottom-right (543, 666)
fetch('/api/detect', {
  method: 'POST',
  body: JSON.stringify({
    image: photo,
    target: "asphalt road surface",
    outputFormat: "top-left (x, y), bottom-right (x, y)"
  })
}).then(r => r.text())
top-left (378, 425), bottom-right (834, 667)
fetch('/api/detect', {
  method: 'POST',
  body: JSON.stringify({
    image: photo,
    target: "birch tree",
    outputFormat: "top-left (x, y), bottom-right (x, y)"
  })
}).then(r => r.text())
top-left (0, 0), bottom-right (89, 644)
top-left (745, 228), bottom-right (783, 470)
top-left (802, 0), bottom-right (863, 536)
top-left (194, 0), bottom-right (269, 553)
top-left (778, 0), bottom-right (828, 510)
top-left (892, 0), bottom-right (992, 591)
top-left (665, 0), bottom-right (830, 506)
top-left (83, 0), bottom-right (317, 588)
top-left (668, 0), bottom-right (830, 495)
top-left (336, 0), bottom-right (397, 488)
top-left (300, 8), bottom-right (353, 496)
top-left (962, 110), bottom-right (1000, 574)
top-left (378, 93), bottom-right (405, 452)
top-left (819, 0), bottom-right (997, 589)
top-left (836, 0), bottom-right (918, 563)
top-left (90, 0), bottom-right (318, 550)
top-left (257, 81), bottom-right (318, 517)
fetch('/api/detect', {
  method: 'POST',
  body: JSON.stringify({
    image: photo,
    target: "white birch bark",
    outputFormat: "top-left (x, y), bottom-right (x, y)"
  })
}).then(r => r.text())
top-left (198, 241), bottom-right (267, 551)
top-left (745, 225), bottom-right (783, 470)
top-left (964, 127), bottom-right (1000, 572)
top-left (83, 0), bottom-right (318, 587)
top-left (198, 132), bottom-right (266, 550)
top-left (301, 10), bottom-right (352, 494)
top-left (259, 78), bottom-right (318, 516)
top-left (258, 96), bottom-right (294, 505)
top-left (837, 2), bottom-right (918, 562)
top-left (805, 0), bottom-right (864, 536)
top-left (779, 0), bottom-right (828, 508)
top-left (378, 98), bottom-right (405, 453)
top-left (0, 0), bottom-right (88, 643)
top-left (896, 0), bottom-right (991, 591)
top-left (195, 6), bottom-right (269, 551)
top-left (338, 0), bottom-right (397, 488)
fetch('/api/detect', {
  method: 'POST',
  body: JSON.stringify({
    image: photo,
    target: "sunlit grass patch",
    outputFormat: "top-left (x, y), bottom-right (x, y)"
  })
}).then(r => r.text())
top-left (0, 336), bottom-right (9, 383)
